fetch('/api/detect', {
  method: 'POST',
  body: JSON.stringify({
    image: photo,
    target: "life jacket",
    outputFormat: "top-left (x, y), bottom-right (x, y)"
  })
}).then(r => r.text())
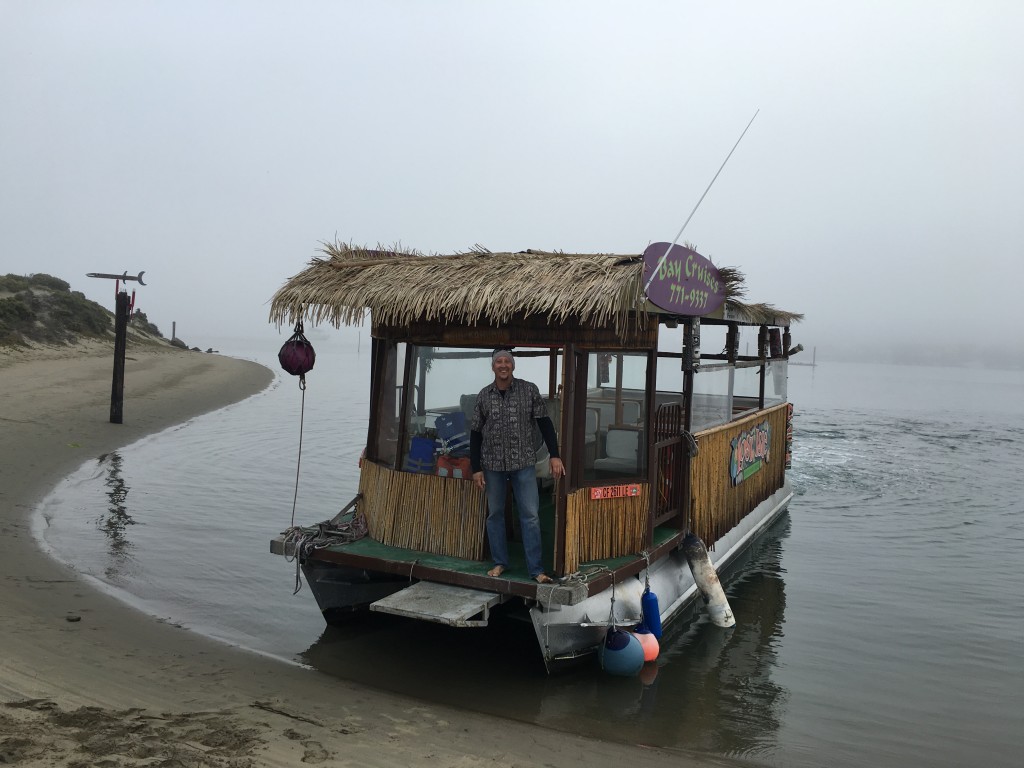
top-left (404, 435), bottom-right (438, 474)
top-left (434, 411), bottom-right (470, 457)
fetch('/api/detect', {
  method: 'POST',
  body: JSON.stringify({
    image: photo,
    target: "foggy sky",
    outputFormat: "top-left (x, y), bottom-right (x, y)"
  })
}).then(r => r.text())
top-left (2, 1), bottom-right (1021, 360)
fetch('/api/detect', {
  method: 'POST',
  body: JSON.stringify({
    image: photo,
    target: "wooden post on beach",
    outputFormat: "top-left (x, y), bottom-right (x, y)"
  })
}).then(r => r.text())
top-left (85, 270), bottom-right (146, 424)
top-left (110, 290), bottom-right (129, 424)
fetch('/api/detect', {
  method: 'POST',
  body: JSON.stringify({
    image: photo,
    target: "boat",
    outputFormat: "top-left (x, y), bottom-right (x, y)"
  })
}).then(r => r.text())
top-left (269, 242), bottom-right (802, 673)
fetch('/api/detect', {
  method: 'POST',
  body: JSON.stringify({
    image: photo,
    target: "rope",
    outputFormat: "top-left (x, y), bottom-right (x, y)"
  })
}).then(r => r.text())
top-left (289, 384), bottom-right (306, 528)
top-left (556, 563), bottom-right (609, 588)
top-left (561, 558), bottom-right (654, 629)
top-left (282, 512), bottom-right (369, 594)
top-left (282, 311), bottom-right (313, 529)
top-left (607, 572), bottom-right (618, 630)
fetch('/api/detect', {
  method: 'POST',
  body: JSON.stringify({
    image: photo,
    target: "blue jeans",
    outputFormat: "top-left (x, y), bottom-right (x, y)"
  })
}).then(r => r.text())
top-left (484, 467), bottom-right (545, 578)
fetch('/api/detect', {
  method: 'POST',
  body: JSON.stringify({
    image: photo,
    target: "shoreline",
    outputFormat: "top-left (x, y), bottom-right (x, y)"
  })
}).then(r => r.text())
top-left (0, 341), bottom-right (721, 767)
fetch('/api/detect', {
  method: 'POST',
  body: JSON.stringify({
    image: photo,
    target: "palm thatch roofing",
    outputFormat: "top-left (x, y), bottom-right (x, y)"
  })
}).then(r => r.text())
top-left (268, 243), bottom-right (802, 334)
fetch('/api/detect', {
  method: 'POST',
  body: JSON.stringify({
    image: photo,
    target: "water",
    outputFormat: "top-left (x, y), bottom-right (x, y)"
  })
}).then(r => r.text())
top-left (36, 336), bottom-right (1024, 767)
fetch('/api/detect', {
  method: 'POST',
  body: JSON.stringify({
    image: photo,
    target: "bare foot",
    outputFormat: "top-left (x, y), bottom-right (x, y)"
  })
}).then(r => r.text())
top-left (487, 565), bottom-right (506, 577)
top-left (534, 573), bottom-right (554, 584)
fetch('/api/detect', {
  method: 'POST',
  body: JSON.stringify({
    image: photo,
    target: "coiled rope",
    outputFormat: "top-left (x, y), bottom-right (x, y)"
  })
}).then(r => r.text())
top-left (282, 507), bottom-right (368, 595)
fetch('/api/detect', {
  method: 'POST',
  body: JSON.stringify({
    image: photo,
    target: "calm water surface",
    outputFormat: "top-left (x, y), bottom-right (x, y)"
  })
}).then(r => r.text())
top-left (37, 335), bottom-right (1024, 767)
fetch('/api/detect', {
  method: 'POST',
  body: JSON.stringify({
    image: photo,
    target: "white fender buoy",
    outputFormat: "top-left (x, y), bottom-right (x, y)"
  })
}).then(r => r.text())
top-left (682, 533), bottom-right (736, 628)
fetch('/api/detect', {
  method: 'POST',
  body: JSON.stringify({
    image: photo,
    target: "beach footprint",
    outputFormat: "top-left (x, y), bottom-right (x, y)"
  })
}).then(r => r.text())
top-left (300, 740), bottom-right (331, 763)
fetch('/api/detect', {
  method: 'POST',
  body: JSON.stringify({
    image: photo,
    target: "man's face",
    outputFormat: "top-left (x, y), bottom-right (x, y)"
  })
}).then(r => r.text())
top-left (492, 354), bottom-right (514, 383)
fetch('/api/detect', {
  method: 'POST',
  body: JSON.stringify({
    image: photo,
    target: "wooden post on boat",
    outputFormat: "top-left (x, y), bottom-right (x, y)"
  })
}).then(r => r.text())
top-left (757, 325), bottom-right (768, 409)
top-left (682, 532), bottom-right (736, 628)
top-left (681, 318), bottom-right (698, 531)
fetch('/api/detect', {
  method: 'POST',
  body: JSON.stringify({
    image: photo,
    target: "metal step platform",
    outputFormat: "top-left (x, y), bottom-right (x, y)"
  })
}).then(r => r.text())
top-left (369, 581), bottom-right (502, 627)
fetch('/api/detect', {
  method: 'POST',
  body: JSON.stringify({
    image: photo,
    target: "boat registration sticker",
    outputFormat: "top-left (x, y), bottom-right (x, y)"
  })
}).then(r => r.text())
top-left (591, 484), bottom-right (642, 500)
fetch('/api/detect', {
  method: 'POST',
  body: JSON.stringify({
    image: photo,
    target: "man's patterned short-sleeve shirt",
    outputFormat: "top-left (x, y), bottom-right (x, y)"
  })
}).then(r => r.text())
top-left (470, 378), bottom-right (547, 472)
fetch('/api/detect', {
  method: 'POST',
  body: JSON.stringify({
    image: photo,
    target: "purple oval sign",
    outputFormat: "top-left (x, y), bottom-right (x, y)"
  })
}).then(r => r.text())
top-left (642, 242), bottom-right (725, 316)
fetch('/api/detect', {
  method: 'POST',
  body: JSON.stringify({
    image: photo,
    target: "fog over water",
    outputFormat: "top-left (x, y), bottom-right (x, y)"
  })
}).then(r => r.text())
top-left (2, 2), bottom-right (1022, 365)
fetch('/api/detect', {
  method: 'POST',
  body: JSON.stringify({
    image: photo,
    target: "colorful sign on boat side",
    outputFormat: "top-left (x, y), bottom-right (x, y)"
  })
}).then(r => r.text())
top-left (642, 242), bottom-right (726, 316)
top-left (730, 420), bottom-right (771, 485)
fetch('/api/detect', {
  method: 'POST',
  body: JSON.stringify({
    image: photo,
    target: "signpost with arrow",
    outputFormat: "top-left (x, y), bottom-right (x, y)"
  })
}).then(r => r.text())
top-left (86, 270), bottom-right (146, 424)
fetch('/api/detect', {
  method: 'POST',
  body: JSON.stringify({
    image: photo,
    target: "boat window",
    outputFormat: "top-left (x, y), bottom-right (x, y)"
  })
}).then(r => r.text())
top-left (654, 356), bottom-right (684, 395)
top-left (586, 352), bottom-right (648, 482)
top-left (765, 359), bottom-right (788, 405)
top-left (399, 346), bottom-right (563, 476)
top-left (370, 341), bottom-right (405, 467)
top-left (691, 366), bottom-right (734, 431)
top-left (695, 323), bottom-right (726, 364)
top-left (736, 324), bottom-right (761, 358)
top-left (732, 364), bottom-right (761, 417)
top-left (688, 328), bottom-right (789, 428)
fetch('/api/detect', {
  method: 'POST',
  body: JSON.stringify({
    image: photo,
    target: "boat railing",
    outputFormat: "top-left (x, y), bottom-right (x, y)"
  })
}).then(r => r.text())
top-left (690, 402), bottom-right (789, 549)
top-left (357, 459), bottom-right (487, 560)
top-left (353, 401), bottom-right (790, 573)
top-left (652, 401), bottom-right (686, 527)
top-left (563, 483), bottom-right (649, 575)
top-left (560, 400), bottom-right (791, 573)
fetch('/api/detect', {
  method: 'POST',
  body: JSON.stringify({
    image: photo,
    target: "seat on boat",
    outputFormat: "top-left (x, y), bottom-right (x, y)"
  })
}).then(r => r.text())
top-left (535, 400), bottom-right (601, 481)
top-left (619, 399), bottom-right (641, 424)
top-left (591, 399), bottom-right (642, 432)
top-left (593, 427), bottom-right (641, 476)
top-left (585, 406), bottom-right (600, 446)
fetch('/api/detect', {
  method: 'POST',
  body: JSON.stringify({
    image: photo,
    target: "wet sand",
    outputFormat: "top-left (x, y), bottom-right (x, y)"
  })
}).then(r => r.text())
top-left (0, 340), bottom-right (720, 767)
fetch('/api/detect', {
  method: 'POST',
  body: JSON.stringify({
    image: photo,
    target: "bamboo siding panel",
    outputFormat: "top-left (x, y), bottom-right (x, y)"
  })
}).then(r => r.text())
top-left (564, 485), bottom-right (649, 573)
top-left (690, 403), bottom-right (789, 549)
top-left (358, 461), bottom-right (487, 560)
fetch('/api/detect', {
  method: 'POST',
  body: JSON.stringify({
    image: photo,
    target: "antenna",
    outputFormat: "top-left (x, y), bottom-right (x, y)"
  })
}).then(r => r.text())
top-left (644, 109), bottom-right (759, 294)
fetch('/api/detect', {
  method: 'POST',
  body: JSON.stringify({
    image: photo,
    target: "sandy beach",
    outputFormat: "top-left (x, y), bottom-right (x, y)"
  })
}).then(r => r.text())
top-left (0, 341), bottom-right (720, 768)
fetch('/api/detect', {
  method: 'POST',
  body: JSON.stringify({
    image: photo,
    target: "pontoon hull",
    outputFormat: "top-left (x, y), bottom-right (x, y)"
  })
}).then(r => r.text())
top-left (294, 482), bottom-right (792, 670)
top-left (300, 561), bottom-right (408, 625)
top-left (530, 483), bottom-right (792, 671)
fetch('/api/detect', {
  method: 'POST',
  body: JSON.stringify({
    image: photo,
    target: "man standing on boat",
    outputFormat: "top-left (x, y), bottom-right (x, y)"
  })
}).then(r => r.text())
top-left (470, 348), bottom-right (564, 584)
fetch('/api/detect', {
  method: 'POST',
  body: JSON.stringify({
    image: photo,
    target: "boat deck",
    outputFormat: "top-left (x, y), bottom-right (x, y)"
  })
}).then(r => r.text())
top-left (272, 525), bottom-right (683, 605)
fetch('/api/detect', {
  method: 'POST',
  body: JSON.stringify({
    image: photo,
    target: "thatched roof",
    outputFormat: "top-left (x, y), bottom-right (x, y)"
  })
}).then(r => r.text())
top-left (268, 243), bottom-right (802, 333)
